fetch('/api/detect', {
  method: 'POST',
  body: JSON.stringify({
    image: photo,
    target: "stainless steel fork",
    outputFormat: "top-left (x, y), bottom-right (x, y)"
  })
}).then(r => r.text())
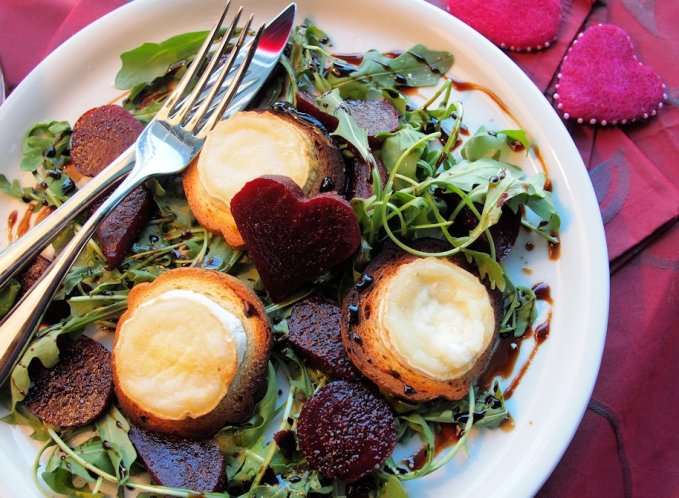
top-left (0, 1), bottom-right (267, 386)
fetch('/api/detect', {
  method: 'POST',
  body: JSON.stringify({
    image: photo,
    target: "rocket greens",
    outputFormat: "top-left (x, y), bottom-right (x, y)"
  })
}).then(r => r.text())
top-left (0, 18), bottom-right (556, 498)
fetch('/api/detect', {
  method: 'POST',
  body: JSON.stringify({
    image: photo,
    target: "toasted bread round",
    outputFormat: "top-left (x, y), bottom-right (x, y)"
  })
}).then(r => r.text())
top-left (341, 240), bottom-right (503, 402)
top-left (112, 268), bottom-right (272, 439)
top-left (183, 109), bottom-right (345, 248)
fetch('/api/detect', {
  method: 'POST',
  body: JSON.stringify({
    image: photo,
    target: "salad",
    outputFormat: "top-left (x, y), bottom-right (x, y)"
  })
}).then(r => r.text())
top-left (0, 19), bottom-right (559, 498)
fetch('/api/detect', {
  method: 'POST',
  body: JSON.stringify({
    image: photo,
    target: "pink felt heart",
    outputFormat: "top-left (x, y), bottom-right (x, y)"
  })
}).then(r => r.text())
top-left (446, 0), bottom-right (562, 52)
top-left (554, 24), bottom-right (666, 126)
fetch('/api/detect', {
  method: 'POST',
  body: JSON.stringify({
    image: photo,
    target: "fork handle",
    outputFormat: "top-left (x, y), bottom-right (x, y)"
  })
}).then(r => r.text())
top-left (0, 166), bottom-right (145, 388)
top-left (0, 147), bottom-right (135, 289)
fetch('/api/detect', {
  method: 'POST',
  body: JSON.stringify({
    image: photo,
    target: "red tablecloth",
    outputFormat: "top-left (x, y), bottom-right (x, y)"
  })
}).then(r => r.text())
top-left (1, 1), bottom-right (678, 496)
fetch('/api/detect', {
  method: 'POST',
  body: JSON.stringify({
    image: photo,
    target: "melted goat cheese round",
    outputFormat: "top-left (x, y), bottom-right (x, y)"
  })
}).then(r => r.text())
top-left (197, 111), bottom-right (317, 205)
top-left (379, 257), bottom-right (495, 380)
top-left (115, 289), bottom-right (247, 420)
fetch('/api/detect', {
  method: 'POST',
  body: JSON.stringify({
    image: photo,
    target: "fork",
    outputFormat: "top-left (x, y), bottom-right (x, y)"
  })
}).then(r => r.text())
top-left (0, 1), bottom-right (265, 387)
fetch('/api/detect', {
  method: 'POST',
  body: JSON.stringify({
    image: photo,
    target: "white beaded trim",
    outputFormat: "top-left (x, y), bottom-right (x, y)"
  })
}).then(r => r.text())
top-left (499, 36), bottom-right (558, 53)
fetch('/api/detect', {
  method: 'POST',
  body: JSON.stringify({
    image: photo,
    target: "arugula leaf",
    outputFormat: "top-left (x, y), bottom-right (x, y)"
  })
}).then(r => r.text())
top-left (329, 45), bottom-right (453, 99)
top-left (379, 475), bottom-right (409, 498)
top-left (0, 279), bottom-right (21, 319)
top-left (0, 403), bottom-right (50, 441)
top-left (216, 362), bottom-right (277, 451)
top-left (317, 89), bottom-right (372, 161)
top-left (153, 179), bottom-right (196, 227)
top-left (380, 127), bottom-right (427, 186)
top-left (45, 437), bottom-right (115, 483)
top-left (20, 121), bottom-right (71, 172)
top-left (463, 249), bottom-right (506, 291)
top-left (0, 174), bottom-right (35, 201)
top-left (461, 127), bottom-right (530, 162)
top-left (502, 279), bottom-right (537, 337)
top-left (96, 405), bottom-right (137, 481)
top-left (10, 329), bottom-right (62, 409)
top-left (128, 99), bottom-right (164, 124)
top-left (42, 467), bottom-right (103, 498)
top-left (115, 31), bottom-right (208, 90)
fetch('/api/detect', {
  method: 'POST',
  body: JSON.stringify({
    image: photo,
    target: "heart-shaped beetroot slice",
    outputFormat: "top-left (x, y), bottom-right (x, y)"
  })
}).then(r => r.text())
top-left (554, 24), bottom-right (666, 126)
top-left (231, 176), bottom-right (361, 302)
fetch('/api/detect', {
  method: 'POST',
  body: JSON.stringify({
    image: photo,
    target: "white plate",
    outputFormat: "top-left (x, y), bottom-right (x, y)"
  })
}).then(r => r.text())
top-left (0, 0), bottom-right (609, 496)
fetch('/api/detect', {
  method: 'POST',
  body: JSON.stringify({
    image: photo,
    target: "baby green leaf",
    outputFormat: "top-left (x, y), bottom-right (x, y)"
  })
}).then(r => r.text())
top-left (115, 31), bottom-right (208, 90)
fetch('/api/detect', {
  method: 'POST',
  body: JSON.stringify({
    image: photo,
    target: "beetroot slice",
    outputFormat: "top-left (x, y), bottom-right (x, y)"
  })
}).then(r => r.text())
top-left (446, 197), bottom-right (520, 261)
top-left (297, 92), bottom-right (399, 146)
top-left (231, 175), bottom-right (361, 302)
top-left (345, 155), bottom-right (387, 200)
top-left (70, 105), bottom-right (143, 177)
top-left (71, 105), bottom-right (151, 269)
top-left (94, 186), bottom-right (153, 270)
top-left (17, 255), bottom-right (69, 323)
top-left (288, 296), bottom-right (362, 381)
top-left (23, 336), bottom-right (113, 427)
top-left (297, 380), bottom-right (397, 482)
top-left (129, 426), bottom-right (226, 492)
top-left (18, 255), bottom-right (51, 294)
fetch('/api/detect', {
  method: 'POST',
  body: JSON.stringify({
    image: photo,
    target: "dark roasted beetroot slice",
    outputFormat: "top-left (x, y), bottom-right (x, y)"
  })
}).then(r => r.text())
top-left (94, 186), bottom-right (153, 270)
top-left (296, 92), bottom-right (338, 131)
top-left (231, 175), bottom-right (361, 302)
top-left (345, 155), bottom-right (387, 200)
top-left (70, 105), bottom-right (143, 177)
top-left (129, 426), bottom-right (226, 492)
top-left (296, 93), bottom-right (399, 147)
top-left (17, 255), bottom-right (69, 323)
top-left (24, 336), bottom-right (113, 427)
top-left (297, 380), bottom-right (396, 482)
top-left (17, 255), bottom-right (51, 294)
top-left (346, 99), bottom-right (400, 146)
top-left (452, 203), bottom-right (521, 261)
top-left (273, 429), bottom-right (297, 460)
top-left (443, 192), bottom-right (521, 261)
top-left (288, 296), bottom-right (362, 381)
top-left (70, 105), bottom-right (150, 269)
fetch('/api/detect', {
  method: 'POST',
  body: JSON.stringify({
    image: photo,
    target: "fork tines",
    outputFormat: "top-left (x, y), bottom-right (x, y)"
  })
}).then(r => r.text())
top-left (156, 1), bottom-right (265, 137)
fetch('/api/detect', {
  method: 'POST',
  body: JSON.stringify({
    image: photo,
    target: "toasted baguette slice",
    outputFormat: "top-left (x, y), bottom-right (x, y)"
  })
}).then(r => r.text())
top-left (183, 109), bottom-right (345, 248)
top-left (113, 268), bottom-right (272, 439)
top-left (341, 240), bottom-right (503, 402)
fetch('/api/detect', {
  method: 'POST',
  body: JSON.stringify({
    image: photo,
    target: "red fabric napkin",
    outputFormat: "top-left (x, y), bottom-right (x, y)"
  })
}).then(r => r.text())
top-left (539, 222), bottom-right (679, 498)
top-left (0, 0), bottom-right (125, 91)
top-left (2, 1), bottom-right (678, 497)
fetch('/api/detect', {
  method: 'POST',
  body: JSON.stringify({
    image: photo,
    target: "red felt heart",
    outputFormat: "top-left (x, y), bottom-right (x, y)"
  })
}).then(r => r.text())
top-left (231, 176), bottom-right (361, 302)
top-left (446, 0), bottom-right (562, 52)
top-left (554, 24), bottom-right (666, 126)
